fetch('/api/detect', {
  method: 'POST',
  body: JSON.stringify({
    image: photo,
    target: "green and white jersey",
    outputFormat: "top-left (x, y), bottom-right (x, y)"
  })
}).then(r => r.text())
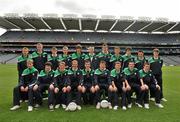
top-left (139, 69), bottom-right (157, 85)
top-left (20, 66), bottom-right (38, 86)
top-left (135, 56), bottom-right (147, 70)
top-left (70, 52), bottom-right (86, 69)
top-left (148, 57), bottom-right (163, 75)
top-left (31, 51), bottom-right (47, 71)
top-left (84, 53), bottom-right (98, 69)
top-left (17, 54), bottom-right (32, 76)
top-left (47, 54), bottom-right (59, 70)
top-left (122, 54), bottom-right (135, 69)
top-left (37, 70), bottom-right (54, 85)
top-left (94, 68), bottom-right (111, 85)
top-left (123, 67), bottom-right (139, 84)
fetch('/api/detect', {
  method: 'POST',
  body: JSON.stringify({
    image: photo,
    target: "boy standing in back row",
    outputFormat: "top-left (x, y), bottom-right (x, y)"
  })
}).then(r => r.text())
top-left (148, 48), bottom-right (167, 102)
top-left (32, 43), bottom-right (47, 72)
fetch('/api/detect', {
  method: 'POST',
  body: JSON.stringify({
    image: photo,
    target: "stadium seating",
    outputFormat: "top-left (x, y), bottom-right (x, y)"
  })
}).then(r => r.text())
top-left (0, 31), bottom-right (180, 65)
top-left (0, 53), bottom-right (18, 64)
top-left (1, 31), bottom-right (180, 44)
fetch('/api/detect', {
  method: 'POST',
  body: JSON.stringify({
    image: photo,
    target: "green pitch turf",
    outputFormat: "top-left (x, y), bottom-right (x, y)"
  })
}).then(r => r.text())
top-left (0, 64), bottom-right (179, 122)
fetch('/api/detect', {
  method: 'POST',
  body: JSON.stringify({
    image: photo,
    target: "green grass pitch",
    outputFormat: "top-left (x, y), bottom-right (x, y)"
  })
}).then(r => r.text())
top-left (0, 64), bottom-right (179, 122)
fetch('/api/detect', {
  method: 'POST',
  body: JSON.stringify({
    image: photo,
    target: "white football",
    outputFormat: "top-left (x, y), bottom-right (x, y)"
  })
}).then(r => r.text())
top-left (100, 100), bottom-right (109, 108)
top-left (67, 102), bottom-right (77, 111)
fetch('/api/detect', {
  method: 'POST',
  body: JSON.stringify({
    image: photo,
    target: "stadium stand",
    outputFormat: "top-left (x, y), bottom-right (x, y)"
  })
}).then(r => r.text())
top-left (0, 53), bottom-right (18, 64)
top-left (0, 13), bottom-right (180, 65)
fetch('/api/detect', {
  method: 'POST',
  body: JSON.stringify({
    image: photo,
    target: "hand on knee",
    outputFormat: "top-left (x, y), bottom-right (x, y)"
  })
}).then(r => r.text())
top-left (82, 86), bottom-right (86, 93)
top-left (122, 87), bottom-right (126, 92)
top-left (90, 87), bottom-right (95, 93)
top-left (126, 85), bottom-right (131, 91)
top-left (77, 85), bottom-right (82, 92)
top-left (156, 85), bottom-right (161, 90)
top-left (113, 86), bottom-right (117, 92)
top-left (95, 85), bottom-right (100, 91)
top-left (33, 84), bottom-right (38, 91)
top-left (144, 85), bottom-right (149, 90)
top-left (141, 85), bottom-right (145, 91)
top-left (66, 86), bottom-right (71, 92)
top-left (20, 86), bottom-right (25, 92)
top-left (24, 86), bottom-right (28, 92)
top-left (49, 84), bottom-right (54, 90)
top-left (54, 87), bottom-right (59, 93)
top-left (62, 87), bottom-right (67, 93)
top-left (108, 85), bottom-right (114, 92)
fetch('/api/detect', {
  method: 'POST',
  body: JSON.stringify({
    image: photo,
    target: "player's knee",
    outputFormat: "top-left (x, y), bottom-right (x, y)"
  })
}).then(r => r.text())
top-left (114, 87), bottom-right (118, 92)
top-left (95, 85), bottom-right (99, 91)
top-left (82, 87), bottom-right (86, 93)
top-left (77, 85), bottom-right (82, 92)
top-left (66, 86), bottom-right (71, 92)
top-left (49, 84), bottom-right (54, 90)
top-left (54, 88), bottom-right (59, 93)
top-left (108, 85), bottom-right (114, 92)
top-left (62, 87), bottom-right (67, 93)
top-left (90, 87), bottom-right (95, 93)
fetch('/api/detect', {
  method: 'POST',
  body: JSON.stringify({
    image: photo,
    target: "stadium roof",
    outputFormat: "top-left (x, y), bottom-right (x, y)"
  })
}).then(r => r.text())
top-left (0, 13), bottom-right (180, 33)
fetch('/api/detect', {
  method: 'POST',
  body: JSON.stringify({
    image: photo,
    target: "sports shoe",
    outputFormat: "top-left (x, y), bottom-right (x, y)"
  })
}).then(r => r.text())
top-left (62, 104), bottom-right (66, 109)
top-left (128, 103), bottom-right (132, 108)
top-left (150, 98), bottom-right (155, 102)
top-left (161, 98), bottom-right (167, 102)
top-left (28, 106), bottom-right (33, 112)
top-left (113, 106), bottom-right (118, 110)
top-left (96, 102), bottom-right (101, 109)
top-left (77, 105), bottom-right (81, 110)
top-left (122, 106), bottom-right (127, 110)
top-left (24, 100), bottom-right (28, 103)
top-left (108, 102), bottom-right (112, 109)
top-left (10, 105), bottom-right (20, 111)
top-left (144, 104), bottom-right (149, 109)
top-left (65, 107), bottom-right (69, 111)
top-left (34, 104), bottom-right (40, 108)
top-left (55, 104), bottom-right (60, 109)
top-left (135, 102), bottom-right (143, 108)
top-left (49, 104), bottom-right (54, 111)
top-left (155, 103), bottom-right (164, 108)
top-left (43, 97), bottom-right (48, 100)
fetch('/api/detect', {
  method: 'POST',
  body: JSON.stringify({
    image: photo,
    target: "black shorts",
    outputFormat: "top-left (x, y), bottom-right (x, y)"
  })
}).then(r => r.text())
top-left (84, 83), bottom-right (93, 91)
top-left (39, 84), bottom-right (50, 92)
top-left (98, 83), bottom-right (109, 91)
top-left (71, 82), bottom-right (79, 92)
